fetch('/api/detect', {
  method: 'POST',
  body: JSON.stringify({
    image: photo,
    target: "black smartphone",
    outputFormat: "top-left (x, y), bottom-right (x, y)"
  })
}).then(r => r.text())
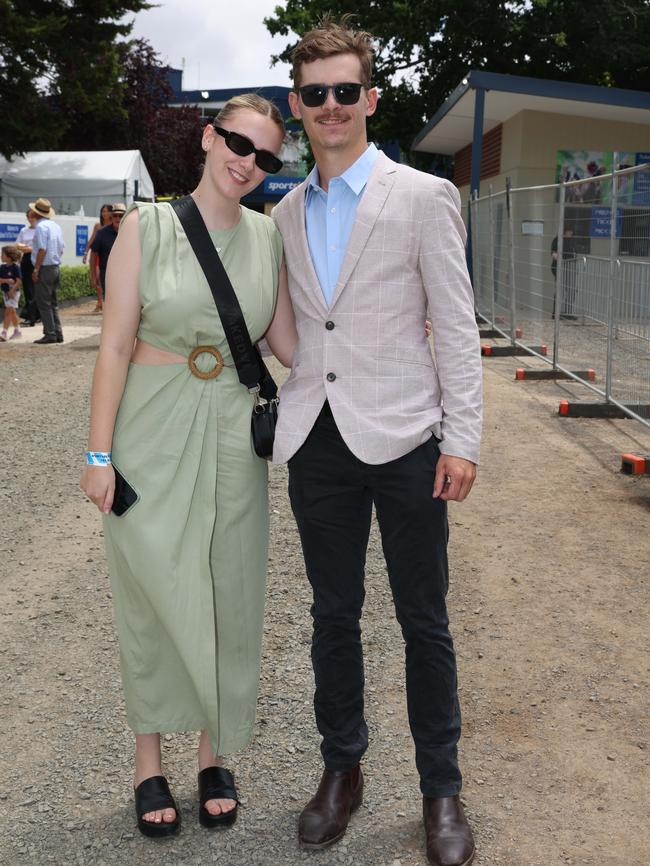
top-left (111, 465), bottom-right (139, 517)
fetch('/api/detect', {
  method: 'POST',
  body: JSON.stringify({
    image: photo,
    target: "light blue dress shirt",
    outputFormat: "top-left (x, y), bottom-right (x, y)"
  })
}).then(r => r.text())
top-left (305, 143), bottom-right (379, 306)
top-left (31, 218), bottom-right (64, 266)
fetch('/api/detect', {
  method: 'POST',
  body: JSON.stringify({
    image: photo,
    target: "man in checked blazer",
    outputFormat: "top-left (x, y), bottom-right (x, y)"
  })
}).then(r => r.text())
top-left (272, 19), bottom-right (482, 866)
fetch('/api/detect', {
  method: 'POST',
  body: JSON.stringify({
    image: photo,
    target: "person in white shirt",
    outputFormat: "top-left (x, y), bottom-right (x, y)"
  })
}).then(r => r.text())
top-left (29, 197), bottom-right (65, 344)
top-left (15, 210), bottom-right (39, 326)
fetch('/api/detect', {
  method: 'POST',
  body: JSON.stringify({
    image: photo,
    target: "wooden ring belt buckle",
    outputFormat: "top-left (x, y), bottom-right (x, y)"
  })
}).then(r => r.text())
top-left (188, 345), bottom-right (224, 380)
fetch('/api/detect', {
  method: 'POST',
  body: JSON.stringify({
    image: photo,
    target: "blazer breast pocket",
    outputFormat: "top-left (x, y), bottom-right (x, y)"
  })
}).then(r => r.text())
top-left (373, 349), bottom-right (434, 370)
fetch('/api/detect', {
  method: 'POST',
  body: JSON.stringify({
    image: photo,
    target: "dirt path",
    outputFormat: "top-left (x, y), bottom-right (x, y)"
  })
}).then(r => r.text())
top-left (1, 301), bottom-right (648, 866)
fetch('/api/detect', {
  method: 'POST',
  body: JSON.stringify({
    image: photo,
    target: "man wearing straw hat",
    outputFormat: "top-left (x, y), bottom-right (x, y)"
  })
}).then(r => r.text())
top-left (29, 197), bottom-right (65, 344)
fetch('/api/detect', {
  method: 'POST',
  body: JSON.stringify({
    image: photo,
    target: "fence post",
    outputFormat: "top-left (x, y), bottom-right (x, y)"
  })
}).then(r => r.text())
top-left (470, 191), bottom-right (479, 312)
top-left (506, 177), bottom-right (517, 345)
top-left (605, 153), bottom-right (620, 402)
top-left (488, 184), bottom-right (496, 328)
top-left (552, 180), bottom-right (567, 370)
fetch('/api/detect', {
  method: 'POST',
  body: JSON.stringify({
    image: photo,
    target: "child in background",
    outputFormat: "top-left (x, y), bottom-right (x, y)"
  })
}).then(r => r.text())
top-left (0, 245), bottom-right (23, 341)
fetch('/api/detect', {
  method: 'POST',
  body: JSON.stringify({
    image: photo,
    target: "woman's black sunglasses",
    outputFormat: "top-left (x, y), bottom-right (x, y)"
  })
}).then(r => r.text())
top-left (213, 125), bottom-right (283, 175)
top-left (298, 82), bottom-right (364, 108)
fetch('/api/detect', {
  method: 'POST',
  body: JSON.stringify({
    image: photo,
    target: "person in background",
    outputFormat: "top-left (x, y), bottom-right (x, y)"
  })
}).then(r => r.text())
top-left (30, 197), bottom-right (65, 345)
top-left (551, 226), bottom-right (577, 319)
top-left (0, 245), bottom-right (23, 340)
top-left (15, 210), bottom-right (40, 327)
top-left (83, 204), bottom-right (113, 312)
top-left (89, 203), bottom-right (125, 302)
top-left (272, 18), bottom-right (482, 866)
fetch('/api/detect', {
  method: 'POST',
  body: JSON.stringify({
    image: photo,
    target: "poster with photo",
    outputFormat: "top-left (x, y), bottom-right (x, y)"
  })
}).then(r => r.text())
top-left (632, 152), bottom-right (650, 205)
top-left (556, 150), bottom-right (650, 205)
top-left (615, 152), bottom-right (638, 204)
top-left (555, 150), bottom-right (613, 204)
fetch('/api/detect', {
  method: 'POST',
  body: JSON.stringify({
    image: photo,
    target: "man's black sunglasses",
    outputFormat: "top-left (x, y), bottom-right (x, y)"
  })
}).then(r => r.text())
top-left (298, 83), bottom-right (364, 108)
top-left (213, 125), bottom-right (283, 174)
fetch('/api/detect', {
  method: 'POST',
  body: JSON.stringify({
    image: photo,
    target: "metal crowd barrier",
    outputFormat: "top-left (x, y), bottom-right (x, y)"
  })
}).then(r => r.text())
top-left (470, 160), bottom-right (650, 429)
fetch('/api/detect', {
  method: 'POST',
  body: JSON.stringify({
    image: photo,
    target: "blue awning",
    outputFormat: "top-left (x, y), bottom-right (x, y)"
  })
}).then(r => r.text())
top-left (413, 71), bottom-right (650, 155)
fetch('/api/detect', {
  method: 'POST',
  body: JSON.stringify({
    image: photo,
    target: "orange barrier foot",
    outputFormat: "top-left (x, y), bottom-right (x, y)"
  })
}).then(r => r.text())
top-left (559, 401), bottom-right (650, 419)
top-left (516, 368), bottom-right (596, 381)
top-left (482, 344), bottom-right (547, 358)
top-left (621, 454), bottom-right (650, 475)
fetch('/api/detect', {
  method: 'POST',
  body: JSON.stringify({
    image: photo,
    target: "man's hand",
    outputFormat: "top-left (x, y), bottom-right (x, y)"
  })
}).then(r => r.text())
top-left (433, 454), bottom-right (477, 502)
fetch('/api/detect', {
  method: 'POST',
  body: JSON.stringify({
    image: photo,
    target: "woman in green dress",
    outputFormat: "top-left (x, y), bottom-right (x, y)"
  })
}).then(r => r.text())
top-left (80, 94), bottom-right (297, 838)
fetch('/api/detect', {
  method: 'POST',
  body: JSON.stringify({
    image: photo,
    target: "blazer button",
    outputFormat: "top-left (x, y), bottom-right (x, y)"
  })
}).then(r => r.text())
top-left (326, 372), bottom-right (336, 382)
top-left (325, 320), bottom-right (335, 330)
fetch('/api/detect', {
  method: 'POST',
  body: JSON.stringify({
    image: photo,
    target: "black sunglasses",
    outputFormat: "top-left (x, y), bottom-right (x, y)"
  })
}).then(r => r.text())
top-left (298, 82), bottom-right (364, 108)
top-left (212, 125), bottom-right (283, 174)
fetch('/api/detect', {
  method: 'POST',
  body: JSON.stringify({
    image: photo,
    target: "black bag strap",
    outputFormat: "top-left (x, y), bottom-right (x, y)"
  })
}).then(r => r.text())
top-left (170, 196), bottom-right (277, 400)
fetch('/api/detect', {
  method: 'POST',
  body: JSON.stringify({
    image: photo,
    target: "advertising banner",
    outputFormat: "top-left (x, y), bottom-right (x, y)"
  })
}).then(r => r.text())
top-left (556, 150), bottom-right (612, 204)
top-left (0, 222), bottom-right (22, 242)
top-left (262, 176), bottom-right (305, 196)
top-left (76, 224), bottom-right (89, 257)
top-left (557, 150), bottom-right (650, 205)
top-left (633, 152), bottom-right (650, 205)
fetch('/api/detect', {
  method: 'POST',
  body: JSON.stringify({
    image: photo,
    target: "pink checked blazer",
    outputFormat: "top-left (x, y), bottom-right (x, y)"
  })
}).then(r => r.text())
top-left (271, 151), bottom-right (482, 466)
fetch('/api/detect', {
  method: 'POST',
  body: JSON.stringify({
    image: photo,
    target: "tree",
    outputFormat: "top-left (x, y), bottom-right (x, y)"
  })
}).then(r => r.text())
top-left (0, 0), bottom-right (150, 159)
top-left (264, 1), bottom-right (650, 163)
top-left (61, 39), bottom-right (205, 195)
top-left (117, 40), bottom-right (204, 196)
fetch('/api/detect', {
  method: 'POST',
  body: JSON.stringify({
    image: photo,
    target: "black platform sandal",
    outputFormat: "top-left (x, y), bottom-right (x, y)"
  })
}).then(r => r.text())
top-left (134, 775), bottom-right (181, 838)
top-left (198, 766), bottom-right (240, 829)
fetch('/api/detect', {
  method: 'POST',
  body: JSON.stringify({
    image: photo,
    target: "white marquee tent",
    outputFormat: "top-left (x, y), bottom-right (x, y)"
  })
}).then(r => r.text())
top-left (0, 150), bottom-right (154, 217)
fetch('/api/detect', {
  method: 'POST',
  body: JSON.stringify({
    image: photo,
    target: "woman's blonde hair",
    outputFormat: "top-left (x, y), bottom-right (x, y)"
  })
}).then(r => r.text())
top-left (215, 93), bottom-right (285, 137)
top-left (291, 15), bottom-right (374, 89)
top-left (2, 244), bottom-right (22, 264)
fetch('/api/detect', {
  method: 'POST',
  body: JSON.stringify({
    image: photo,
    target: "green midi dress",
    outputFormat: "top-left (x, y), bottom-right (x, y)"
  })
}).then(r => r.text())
top-left (103, 201), bottom-right (282, 755)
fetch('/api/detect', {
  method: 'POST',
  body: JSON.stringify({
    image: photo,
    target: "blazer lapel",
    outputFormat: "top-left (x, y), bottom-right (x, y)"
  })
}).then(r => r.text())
top-left (329, 154), bottom-right (397, 310)
top-left (287, 179), bottom-right (329, 315)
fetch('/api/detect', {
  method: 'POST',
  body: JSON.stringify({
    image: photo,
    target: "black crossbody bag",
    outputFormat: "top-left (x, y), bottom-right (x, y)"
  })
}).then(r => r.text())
top-left (171, 196), bottom-right (278, 459)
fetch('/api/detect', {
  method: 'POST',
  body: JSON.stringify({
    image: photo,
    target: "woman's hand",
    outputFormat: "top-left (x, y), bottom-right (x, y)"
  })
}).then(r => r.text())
top-left (82, 253), bottom-right (88, 265)
top-left (80, 464), bottom-right (115, 514)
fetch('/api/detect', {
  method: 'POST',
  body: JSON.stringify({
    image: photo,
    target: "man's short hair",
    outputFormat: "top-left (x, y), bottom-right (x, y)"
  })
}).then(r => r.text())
top-left (291, 15), bottom-right (374, 90)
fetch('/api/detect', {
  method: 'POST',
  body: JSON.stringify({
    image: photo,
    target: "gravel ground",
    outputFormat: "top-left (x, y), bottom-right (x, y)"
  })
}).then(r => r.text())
top-left (1, 300), bottom-right (649, 866)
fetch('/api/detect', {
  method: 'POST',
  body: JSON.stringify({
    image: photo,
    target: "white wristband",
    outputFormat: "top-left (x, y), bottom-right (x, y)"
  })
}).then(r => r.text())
top-left (86, 451), bottom-right (112, 466)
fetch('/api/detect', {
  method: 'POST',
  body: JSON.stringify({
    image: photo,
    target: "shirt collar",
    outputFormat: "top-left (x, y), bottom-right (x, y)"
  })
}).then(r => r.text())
top-left (305, 143), bottom-right (380, 201)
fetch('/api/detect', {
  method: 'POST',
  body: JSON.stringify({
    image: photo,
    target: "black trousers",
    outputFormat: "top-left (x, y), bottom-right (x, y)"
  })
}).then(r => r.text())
top-left (288, 403), bottom-right (462, 797)
top-left (20, 257), bottom-right (39, 323)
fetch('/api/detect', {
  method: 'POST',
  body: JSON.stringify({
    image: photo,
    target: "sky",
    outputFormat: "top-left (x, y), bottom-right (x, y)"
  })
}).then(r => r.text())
top-left (129, 0), bottom-right (294, 91)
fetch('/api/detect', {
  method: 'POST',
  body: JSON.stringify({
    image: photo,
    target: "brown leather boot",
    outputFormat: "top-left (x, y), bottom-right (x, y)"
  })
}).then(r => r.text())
top-left (298, 766), bottom-right (363, 849)
top-left (423, 795), bottom-right (475, 866)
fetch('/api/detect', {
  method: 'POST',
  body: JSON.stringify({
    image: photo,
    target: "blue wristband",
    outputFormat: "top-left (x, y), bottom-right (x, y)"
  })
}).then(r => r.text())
top-left (86, 451), bottom-right (112, 466)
